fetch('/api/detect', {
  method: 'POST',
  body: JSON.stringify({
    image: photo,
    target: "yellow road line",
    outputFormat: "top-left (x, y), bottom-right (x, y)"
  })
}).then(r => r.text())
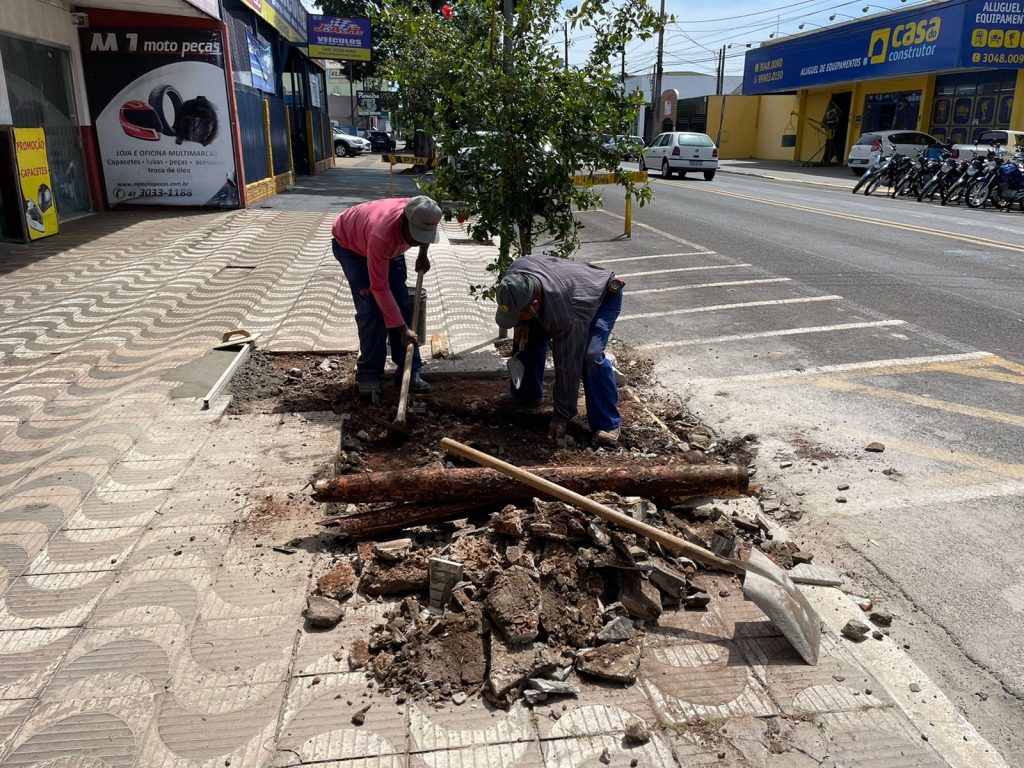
top-left (819, 378), bottom-right (1024, 429)
top-left (655, 180), bottom-right (1024, 255)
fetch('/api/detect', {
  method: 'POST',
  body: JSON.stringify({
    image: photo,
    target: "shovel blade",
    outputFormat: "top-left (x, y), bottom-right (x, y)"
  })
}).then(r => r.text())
top-left (507, 355), bottom-right (525, 389)
top-left (738, 549), bottom-right (821, 665)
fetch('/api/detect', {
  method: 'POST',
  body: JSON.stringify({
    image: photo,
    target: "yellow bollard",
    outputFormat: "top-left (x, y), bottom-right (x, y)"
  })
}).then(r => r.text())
top-left (624, 193), bottom-right (632, 238)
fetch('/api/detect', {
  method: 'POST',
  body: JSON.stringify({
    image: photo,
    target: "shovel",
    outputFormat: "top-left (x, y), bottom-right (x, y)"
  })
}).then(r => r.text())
top-left (440, 437), bottom-right (821, 665)
top-left (507, 351), bottom-right (525, 389)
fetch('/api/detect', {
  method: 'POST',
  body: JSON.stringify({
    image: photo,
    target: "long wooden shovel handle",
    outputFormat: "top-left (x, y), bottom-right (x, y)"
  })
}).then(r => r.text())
top-left (440, 437), bottom-right (743, 575)
top-left (395, 247), bottom-right (428, 426)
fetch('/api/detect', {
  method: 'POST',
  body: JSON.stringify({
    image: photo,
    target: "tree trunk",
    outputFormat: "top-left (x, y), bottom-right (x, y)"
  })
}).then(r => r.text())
top-left (320, 500), bottom-right (493, 540)
top-left (311, 464), bottom-right (747, 505)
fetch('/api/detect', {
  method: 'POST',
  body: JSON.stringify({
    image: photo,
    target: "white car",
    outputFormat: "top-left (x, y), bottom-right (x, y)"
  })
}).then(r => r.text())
top-left (334, 131), bottom-right (371, 157)
top-left (847, 130), bottom-right (937, 176)
top-left (639, 132), bottom-right (718, 180)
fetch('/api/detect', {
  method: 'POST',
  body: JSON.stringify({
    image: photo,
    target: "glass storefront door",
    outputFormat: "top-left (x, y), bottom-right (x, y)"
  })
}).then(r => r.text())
top-left (862, 90), bottom-right (921, 134)
top-left (0, 33), bottom-right (92, 220)
top-left (929, 70), bottom-right (1015, 145)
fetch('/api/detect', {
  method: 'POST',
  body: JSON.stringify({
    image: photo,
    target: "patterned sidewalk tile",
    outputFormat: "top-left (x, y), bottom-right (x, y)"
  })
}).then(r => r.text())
top-left (63, 489), bottom-right (168, 530)
top-left (0, 627), bottom-right (80, 701)
top-left (1, 571), bottom-right (112, 630)
top-left (275, 671), bottom-right (408, 766)
top-left (0, 693), bottom-right (155, 767)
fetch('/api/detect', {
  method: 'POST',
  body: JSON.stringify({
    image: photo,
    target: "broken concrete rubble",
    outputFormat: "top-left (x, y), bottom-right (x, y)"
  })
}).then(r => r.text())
top-left (485, 565), bottom-right (541, 643)
top-left (304, 595), bottom-right (344, 628)
top-left (316, 561), bottom-right (355, 601)
top-left (596, 616), bottom-right (635, 644)
top-left (317, 481), bottom-right (815, 708)
top-left (576, 642), bottom-right (641, 683)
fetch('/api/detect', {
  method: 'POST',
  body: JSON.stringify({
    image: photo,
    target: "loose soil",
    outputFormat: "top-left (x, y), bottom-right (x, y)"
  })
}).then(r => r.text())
top-left (225, 343), bottom-right (800, 710)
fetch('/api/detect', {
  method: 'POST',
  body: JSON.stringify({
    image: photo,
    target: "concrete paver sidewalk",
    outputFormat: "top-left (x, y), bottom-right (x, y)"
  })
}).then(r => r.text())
top-left (0, 165), bottom-right (1007, 767)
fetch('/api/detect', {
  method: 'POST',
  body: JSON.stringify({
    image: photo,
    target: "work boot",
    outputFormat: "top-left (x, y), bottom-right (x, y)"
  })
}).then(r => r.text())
top-left (592, 427), bottom-right (620, 446)
top-left (409, 374), bottom-right (432, 393)
top-left (497, 392), bottom-right (542, 408)
top-left (357, 379), bottom-right (381, 400)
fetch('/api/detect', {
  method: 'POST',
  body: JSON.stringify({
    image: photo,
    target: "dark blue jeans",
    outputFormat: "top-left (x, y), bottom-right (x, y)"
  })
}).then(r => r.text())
top-left (333, 240), bottom-right (421, 384)
top-left (511, 288), bottom-right (622, 431)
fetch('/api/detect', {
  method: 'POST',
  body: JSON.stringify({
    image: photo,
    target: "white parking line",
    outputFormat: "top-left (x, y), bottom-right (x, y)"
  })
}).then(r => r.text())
top-left (638, 320), bottom-right (904, 350)
top-left (589, 251), bottom-right (713, 264)
top-left (619, 295), bottom-right (841, 322)
top-left (596, 210), bottom-right (709, 251)
top-left (630, 278), bottom-right (790, 296)
top-left (618, 263), bottom-right (751, 278)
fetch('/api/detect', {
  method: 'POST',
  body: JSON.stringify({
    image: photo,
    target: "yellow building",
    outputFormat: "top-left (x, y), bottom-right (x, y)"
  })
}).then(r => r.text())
top-left (708, 0), bottom-right (1024, 168)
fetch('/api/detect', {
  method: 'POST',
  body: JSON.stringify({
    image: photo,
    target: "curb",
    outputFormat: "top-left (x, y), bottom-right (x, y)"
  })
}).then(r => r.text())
top-left (717, 166), bottom-right (856, 190)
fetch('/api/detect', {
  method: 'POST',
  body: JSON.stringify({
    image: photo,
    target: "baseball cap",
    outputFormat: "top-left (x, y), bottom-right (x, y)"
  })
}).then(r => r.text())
top-left (405, 196), bottom-right (441, 244)
top-left (494, 273), bottom-right (535, 329)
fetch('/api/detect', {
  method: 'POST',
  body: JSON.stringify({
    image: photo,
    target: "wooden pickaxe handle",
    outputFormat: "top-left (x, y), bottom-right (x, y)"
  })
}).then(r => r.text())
top-left (394, 245), bottom-right (428, 428)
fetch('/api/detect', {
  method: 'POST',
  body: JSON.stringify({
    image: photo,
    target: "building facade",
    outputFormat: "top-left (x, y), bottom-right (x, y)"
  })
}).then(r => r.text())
top-left (0, 0), bottom-right (333, 243)
top-left (723, 0), bottom-right (1024, 165)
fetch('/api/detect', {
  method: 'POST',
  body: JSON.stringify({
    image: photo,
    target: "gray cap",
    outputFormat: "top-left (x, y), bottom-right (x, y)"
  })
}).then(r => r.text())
top-left (494, 273), bottom-right (535, 329)
top-left (404, 196), bottom-right (441, 244)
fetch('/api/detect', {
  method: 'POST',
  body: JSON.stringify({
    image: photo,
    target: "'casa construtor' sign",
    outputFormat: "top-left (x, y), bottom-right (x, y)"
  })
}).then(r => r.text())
top-left (744, 0), bottom-right (1023, 94)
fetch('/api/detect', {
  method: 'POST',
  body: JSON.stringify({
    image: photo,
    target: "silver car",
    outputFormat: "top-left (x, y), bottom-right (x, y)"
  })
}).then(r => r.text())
top-left (640, 132), bottom-right (718, 180)
top-left (847, 130), bottom-right (937, 176)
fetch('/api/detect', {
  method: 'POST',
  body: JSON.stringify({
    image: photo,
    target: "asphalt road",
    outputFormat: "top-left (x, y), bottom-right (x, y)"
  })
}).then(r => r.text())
top-left (572, 168), bottom-right (1024, 764)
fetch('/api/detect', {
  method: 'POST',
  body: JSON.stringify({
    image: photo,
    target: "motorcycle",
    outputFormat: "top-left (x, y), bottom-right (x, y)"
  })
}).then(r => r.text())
top-left (991, 154), bottom-right (1024, 211)
top-left (890, 145), bottom-right (940, 199)
top-left (862, 143), bottom-right (910, 196)
top-left (916, 150), bottom-right (960, 202)
top-left (964, 154), bottom-right (1005, 209)
top-left (940, 150), bottom-right (992, 206)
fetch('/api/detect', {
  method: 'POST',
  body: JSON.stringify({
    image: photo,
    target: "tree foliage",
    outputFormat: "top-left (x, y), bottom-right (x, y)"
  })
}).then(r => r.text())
top-left (379, 0), bottom-right (662, 291)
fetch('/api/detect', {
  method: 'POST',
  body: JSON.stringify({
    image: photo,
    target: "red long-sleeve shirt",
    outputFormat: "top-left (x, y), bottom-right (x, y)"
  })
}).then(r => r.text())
top-left (332, 198), bottom-right (412, 328)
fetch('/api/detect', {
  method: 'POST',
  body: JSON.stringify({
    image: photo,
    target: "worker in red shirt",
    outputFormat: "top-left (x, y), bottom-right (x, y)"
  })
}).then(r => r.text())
top-left (332, 196), bottom-right (441, 397)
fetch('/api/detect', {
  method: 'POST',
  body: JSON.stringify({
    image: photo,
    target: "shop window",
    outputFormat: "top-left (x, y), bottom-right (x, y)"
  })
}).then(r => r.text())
top-left (930, 70), bottom-right (1015, 143)
top-left (862, 91), bottom-right (920, 134)
top-left (0, 33), bottom-right (91, 219)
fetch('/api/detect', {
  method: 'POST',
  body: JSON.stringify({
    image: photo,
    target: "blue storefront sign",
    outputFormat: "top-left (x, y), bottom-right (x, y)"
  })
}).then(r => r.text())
top-left (744, 0), bottom-right (1024, 94)
top-left (307, 15), bottom-right (371, 62)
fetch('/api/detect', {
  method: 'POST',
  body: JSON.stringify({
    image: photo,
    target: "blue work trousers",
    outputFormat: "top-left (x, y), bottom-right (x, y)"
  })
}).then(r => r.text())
top-left (333, 240), bottom-right (421, 384)
top-left (511, 288), bottom-right (622, 431)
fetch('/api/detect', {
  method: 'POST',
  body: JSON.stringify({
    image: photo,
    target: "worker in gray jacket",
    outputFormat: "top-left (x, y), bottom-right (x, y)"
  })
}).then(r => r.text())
top-left (494, 253), bottom-right (625, 444)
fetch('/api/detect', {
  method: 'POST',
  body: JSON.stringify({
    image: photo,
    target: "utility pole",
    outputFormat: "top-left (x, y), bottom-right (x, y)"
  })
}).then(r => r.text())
top-left (652, 0), bottom-right (665, 137)
top-left (716, 45), bottom-right (725, 95)
top-left (621, 46), bottom-right (625, 88)
top-left (564, 21), bottom-right (569, 69)
top-left (348, 61), bottom-right (356, 129)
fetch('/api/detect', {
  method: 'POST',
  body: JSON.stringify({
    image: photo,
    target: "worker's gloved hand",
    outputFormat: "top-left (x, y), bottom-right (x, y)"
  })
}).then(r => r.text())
top-left (548, 419), bottom-right (567, 440)
top-left (400, 325), bottom-right (419, 348)
top-left (415, 250), bottom-right (431, 275)
top-left (513, 323), bottom-right (529, 350)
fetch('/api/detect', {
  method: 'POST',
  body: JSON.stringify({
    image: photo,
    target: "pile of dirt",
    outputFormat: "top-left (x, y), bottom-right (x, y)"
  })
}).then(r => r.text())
top-left (226, 345), bottom-right (753, 473)
top-left (313, 487), bottom-right (807, 709)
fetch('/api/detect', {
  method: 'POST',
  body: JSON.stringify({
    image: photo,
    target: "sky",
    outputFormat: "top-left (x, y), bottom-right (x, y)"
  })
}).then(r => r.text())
top-left (556, 0), bottom-right (937, 77)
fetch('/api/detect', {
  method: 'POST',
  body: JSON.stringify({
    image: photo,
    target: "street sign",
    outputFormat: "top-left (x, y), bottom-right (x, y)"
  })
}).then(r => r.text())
top-left (307, 15), bottom-right (371, 62)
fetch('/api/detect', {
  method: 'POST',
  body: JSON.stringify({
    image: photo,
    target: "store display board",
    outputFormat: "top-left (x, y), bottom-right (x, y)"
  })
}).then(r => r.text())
top-left (13, 128), bottom-right (58, 240)
top-left (79, 26), bottom-right (239, 208)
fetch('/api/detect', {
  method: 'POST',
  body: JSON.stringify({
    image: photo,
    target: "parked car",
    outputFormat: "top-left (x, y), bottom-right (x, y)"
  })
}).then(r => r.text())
top-left (601, 134), bottom-right (646, 160)
top-left (639, 132), bottom-right (718, 180)
top-left (950, 129), bottom-right (1024, 162)
top-left (361, 130), bottom-right (397, 152)
top-left (847, 130), bottom-right (938, 175)
top-left (333, 130), bottom-right (371, 157)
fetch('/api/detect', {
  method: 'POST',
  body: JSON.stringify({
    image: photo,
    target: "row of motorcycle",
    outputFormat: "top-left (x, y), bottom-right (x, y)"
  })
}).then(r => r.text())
top-left (851, 140), bottom-right (1024, 211)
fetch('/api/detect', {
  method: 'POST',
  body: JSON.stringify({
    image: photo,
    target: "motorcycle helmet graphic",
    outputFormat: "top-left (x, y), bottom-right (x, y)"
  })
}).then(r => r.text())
top-left (119, 100), bottom-right (163, 141)
top-left (175, 95), bottom-right (218, 147)
top-left (118, 86), bottom-right (183, 141)
top-left (24, 199), bottom-right (45, 233)
top-left (37, 183), bottom-right (53, 213)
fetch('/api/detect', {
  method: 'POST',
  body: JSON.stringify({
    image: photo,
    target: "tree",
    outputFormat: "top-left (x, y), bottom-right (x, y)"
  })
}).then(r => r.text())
top-left (379, 0), bottom-right (661, 290)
